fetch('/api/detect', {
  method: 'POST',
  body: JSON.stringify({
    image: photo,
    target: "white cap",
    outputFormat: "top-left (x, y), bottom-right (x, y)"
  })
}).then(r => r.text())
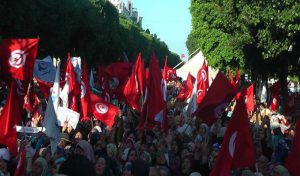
top-left (0, 148), bottom-right (10, 161)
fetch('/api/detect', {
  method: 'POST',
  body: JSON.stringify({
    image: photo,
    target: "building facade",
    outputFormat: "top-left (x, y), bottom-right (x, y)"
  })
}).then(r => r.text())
top-left (108, 0), bottom-right (142, 25)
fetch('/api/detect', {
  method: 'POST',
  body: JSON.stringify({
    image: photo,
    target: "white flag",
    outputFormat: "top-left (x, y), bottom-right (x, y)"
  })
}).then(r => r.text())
top-left (186, 79), bottom-right (197, 117)
top-left (51, 60), bottom-right (61, 114)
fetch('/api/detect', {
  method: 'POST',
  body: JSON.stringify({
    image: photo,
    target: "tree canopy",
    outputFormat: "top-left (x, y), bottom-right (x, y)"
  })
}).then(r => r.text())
top-left (187, 0), bottom-right (300, 80)
top-left (0, 0), bottom-right (180, 67)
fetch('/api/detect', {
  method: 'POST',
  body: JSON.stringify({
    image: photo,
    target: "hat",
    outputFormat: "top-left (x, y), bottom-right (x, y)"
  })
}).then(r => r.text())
top-left (61, 133), bottom-right (71, 143)
top-left (0, 148), bottom-right (10, 161)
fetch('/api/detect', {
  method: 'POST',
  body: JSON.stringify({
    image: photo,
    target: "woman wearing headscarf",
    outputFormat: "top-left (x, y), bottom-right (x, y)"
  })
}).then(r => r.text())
top-left (31, 157), bottom-right (48, 176)
top-left (75, 140), bottom-right (95, 163)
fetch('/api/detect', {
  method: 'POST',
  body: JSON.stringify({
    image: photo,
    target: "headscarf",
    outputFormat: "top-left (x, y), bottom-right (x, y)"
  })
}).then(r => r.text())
top-left (34, 157), bottom-right (48, 176)
top-left (77, 140), bottom-right (95, 163)
top-left (107, 143), bottom-right (117, 158)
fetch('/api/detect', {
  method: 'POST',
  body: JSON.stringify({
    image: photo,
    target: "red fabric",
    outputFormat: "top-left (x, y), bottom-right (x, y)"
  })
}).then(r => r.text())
top-left (210, 90), bottom-right (256, 176)
top-left (269, 81), bottom-right (281, 112)
top-left (177, 73), bottom-right (195, 102)
top-left (104, 62), bottom-right (133, 99)
top-left (145, 52), bottom-right (167, 132)
top-left (123, 53), bottom-right (144, 112)
top-left (80, 62), bottom-right (92, 121)
top-left (35, 78), bottom-right (65, 98)
top-left (284, 93), bottom-right (296, 114)
top-left (193, 72), bottom-right (237, 126)
top-left (0, 80), bottom-right (24, 156)
top-left (23, 83), bottom-right (39, 113)
top-left (0, 38), bottom-right (39, 80)
top-left (162, 56), bottom-right (177, 82)
top-left (285, 118), bottom-right (300, 176)
top-left (196, 62), bottom-right (209, 104)
top-left (90, 93), bottom-right (120, 127)
top-left (66, 55), bottom-right (80, 111)
top-left (235, 68), bottom-right (240, 86)
top-left (245, 84), bottom-right (255, 112)
top-left (14, 147), bottom-right (26, 176)
top-left (228, 67), bottom-right (235, 86)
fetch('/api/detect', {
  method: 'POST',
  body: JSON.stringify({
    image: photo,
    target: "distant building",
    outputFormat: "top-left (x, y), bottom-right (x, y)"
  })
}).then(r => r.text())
top-left (108, 0), bottom-right (142, 26)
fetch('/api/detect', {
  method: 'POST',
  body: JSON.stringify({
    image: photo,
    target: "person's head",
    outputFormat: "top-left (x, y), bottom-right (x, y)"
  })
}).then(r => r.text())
top-left (181, 155), bottom-right (194, 175)
top-left (257, 155), bottom-right (269, 175)
top-left (122, 162), bottom-right (133, 176)
top-left (272, 165), bottom-right (290, 176)
top-left (0, 147), bottom-right (10, 175)
top-left (106, 143), bottom-right (117, 158)
top-left (59, 154), bottom-right (96, 176)
top-left (58, 133), bottom-right (71, 148)
top-left (39, 147), bottom-right (51, 162)
top-left (75, 140), bottom-right (95, 163)
top-left (75, 131), bottom-right (84, 142)
top-left (95, 156), bottom-right (109, 176)
top-left (140, 151), bottom-right (152, 165)
top-left (32, 157), bottom-right (48, 176)
top-left (158, 166), bottom-right (171, 176)
top-left (127, 148), bottom-right (138, 162)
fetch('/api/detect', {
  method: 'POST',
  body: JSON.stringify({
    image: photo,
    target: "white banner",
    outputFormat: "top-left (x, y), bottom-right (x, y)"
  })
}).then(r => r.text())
top-left (16, 126), bottom-right (45, 133)
top-left (57, 107), bottom-right (80, 129)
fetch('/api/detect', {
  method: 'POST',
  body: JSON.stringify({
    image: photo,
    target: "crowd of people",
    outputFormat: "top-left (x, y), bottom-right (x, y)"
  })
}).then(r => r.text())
top-left (0, 78), bottom-right (299, 176)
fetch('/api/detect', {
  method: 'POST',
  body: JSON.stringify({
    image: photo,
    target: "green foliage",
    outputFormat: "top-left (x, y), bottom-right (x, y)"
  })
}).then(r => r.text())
top-left (0, 0), bottom-right (180, 68)
top-left (188, 0), bottom-right (300, 77)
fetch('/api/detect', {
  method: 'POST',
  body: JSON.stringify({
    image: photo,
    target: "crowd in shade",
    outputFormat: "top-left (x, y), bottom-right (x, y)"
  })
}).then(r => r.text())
top-left (0, 39), bottom-right (299, 176)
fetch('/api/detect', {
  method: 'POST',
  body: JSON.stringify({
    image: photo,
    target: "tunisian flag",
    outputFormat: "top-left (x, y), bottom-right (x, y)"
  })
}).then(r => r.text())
top-left (0, 38), bottom-right (39, 80)
top-left (193, 71), bottom-right (236, 126)
top-left (145, 53), bottom-right (167, 131)
top-left (196, 61), bottom-right (209, 104)
top-left (80, 62), bottom-right (92, 121)
top-left (90, 93), bottom-right (120, 127)
top-left (162, 56), bottom-right (177, 82)
top-left (177, 73), bottom-right (195, 102)
top-left (210, 90), bottom-right (256, 176)
top-left (285, 118), bottom-right (300, 176)
top-left (63, 55), bottom-right (80, 111)
top-left (0, 80), bottom-right (24, 156)
top-left (123, 53), bottom-right (144, 112)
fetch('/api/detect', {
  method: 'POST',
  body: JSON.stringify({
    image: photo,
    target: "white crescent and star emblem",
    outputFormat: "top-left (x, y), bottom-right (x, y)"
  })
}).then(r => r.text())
top-left (81, 81), bottom-right (86, 98)
top-left (245, 95), bottom-right (248, 103)
top-left (229, 131), bottom-right (238, 158)
top-left (273, 98), bottom-right (277, 104)
top-left (9, 50), bottom-right (26, 68)
top-left (197, 89), bottom-right (203, 97)
top-left (95, 103), bottom-right (108, 114)
top-left (201, 69), bottom-right (207, 81)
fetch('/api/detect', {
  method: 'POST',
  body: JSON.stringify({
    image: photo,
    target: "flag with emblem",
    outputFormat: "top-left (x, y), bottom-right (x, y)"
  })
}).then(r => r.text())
top-left (90, 93), bottom-right (120, 127)
top-left (0, 38), bottom-right (39, 81)
top-left (33, 56), bottom-right (56, 82)
top-left (193, 71), bottom-right (237, 126)
top-left (162, 56), bottom-right (177, 82)
top-left (196, 61), bottom-right (209, 104)
top-left (177, 73), bottom-right (195, 102)
top-left (210, 90), bottom-right (255, 176)
top-left (80, 62), bottom-right (92, 121)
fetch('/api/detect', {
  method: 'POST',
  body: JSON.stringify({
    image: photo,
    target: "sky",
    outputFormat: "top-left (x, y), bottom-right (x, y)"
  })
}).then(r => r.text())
top-left (133, 0), bottom-right (191, 59)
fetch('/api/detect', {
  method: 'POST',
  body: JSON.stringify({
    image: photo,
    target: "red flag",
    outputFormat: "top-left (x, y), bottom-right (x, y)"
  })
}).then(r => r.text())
top-left (66, 54), bottom-right (80, 111)
top-left (123, 53), bottom-right (144, 112)
top-left (0, 80), bottom-right (24, 156)
top-left (14, 147), bottom-right (26, 176)
top-left (210, 90), bottom-right (256, 176)
top-left (228, 67), bottom-right (235, 86)
top-left (145, 52), bottom-right (167, 131)
top-left (245, 84), bottom-right (254, 112)
top-left (285, 118), bottom-right (300, 176)
top-left (193, 72), bottom-right (236, 126)
top-left (90, 93), bottom-right (120, 127)
top-left (177, 73), bottom-right (195, 102)
top-left (196, 61), bottom-right (209, 104)
top-left (0, 39), bottom-right (39, 80)
top-left (235, 68), bottom-right (240, 86)
top-left (23, 83), bottom-right (39, 113)
top-left (104, 62), bottom-right (132, 97)
top-left (163, 56), bottom-right (177, 82)
top-left (269, 81), bottom-right (281, 112)
top-left (80, 62), bottom-right (92, 121)
top-left (35, 78), bottom-right (65, 98)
